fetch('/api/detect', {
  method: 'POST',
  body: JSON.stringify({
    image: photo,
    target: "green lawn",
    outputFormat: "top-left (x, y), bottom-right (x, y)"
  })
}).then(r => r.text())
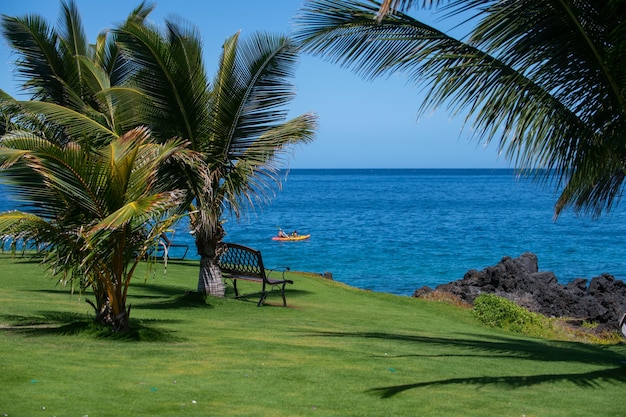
top-left (1, 254), bottom-right (625, 416)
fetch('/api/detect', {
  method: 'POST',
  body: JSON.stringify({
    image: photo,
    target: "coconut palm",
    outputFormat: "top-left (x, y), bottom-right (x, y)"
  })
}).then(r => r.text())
top-left (116, 20), bottom-right (318, 296)
top-left (0, 1), bottom-right (202, 328)
top-left (294, 0), bottom-right (626, 217)
top-left (0, 127), bottom-right (193, 331)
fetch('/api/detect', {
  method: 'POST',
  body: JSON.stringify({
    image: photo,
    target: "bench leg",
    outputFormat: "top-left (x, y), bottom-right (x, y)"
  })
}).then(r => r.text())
top-left (257, 292), bottom-right (267, 307)
top-left (257, 281), bottom-right (267, 307)
top-left (280, 283), bottom-right (287, 307)
top-left (233, 279), bottom-right (240, 298)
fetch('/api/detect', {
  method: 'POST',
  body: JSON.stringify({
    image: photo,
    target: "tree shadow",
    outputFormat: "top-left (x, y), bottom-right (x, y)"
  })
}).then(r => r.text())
top-left (305, 331), bottom-right (626, 397)
top-left (24, 274), bottom-right (191, 296)
top-left (0, 311), bottom-right (184, 342)
top-left (0, 253), bottom-right (45, 265)
top-left (128, 280), bottom-right (194, 298)
top-left (28, 281), bottom-right (211, 310)
top-left (307, 331), bottom-right (626, 365)
top-left (369, 366), bottom-right (626, 398)
top-left (133, 290), bottom-right (214, 310)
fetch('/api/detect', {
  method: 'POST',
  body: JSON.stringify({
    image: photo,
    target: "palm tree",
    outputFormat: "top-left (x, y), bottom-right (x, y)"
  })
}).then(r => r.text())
top-left (0, 2), bottom-right (202, 329)
top-left (116, 20), bottom-right (318, 296)
top-left (294, 0), bottom-right (626, 217)
top-left (0, 127), bottom-right (192, 331)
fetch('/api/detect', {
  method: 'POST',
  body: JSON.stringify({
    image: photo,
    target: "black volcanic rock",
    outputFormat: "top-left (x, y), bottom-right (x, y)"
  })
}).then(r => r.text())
top-left (414, 252), bottom-right (626, 332)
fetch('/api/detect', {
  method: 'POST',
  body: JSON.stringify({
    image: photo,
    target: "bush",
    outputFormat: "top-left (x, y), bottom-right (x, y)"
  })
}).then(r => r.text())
top-left (473, 294), bottom-right (544, 334)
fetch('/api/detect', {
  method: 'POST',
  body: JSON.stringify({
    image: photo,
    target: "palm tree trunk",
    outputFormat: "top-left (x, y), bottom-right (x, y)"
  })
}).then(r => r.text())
top-left (197, 256), bottom-right (225, 297)
top-left (192, 206), bottom-right (226, 297)
top-left (86, 295), bottom-right (131, 332)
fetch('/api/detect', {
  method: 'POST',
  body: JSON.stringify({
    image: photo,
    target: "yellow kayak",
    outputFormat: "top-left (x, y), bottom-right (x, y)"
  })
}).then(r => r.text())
top-left (272, 234), bottom-right (311, 241)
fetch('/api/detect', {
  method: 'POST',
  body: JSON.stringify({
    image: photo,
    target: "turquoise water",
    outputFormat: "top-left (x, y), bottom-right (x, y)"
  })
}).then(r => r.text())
top-left (2, 169), bottom-right (626, 295)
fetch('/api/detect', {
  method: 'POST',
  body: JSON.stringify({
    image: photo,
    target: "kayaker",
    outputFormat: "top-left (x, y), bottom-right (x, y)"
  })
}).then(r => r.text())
top-left (278, 228), bottom-right (288, 238)
top-left (291, 230), bottom-right (298, 237)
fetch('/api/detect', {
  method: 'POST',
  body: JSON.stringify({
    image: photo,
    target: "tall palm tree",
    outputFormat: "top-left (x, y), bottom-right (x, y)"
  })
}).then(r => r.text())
top-left (294, 0), bottom-right (626, 217)
top-left (116, 20), bottom-right (318, 297)
top-left (0, 127), bottom-right (193, 331)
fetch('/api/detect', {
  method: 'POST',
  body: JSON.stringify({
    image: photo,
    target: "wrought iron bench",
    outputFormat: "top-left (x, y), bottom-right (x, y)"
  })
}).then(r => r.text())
top-left (217, 242), bottom-right (292, 306)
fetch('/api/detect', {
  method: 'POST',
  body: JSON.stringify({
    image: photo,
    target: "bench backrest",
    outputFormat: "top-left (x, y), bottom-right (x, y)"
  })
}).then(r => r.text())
top-left (217, 242), bottom-right (266, 279)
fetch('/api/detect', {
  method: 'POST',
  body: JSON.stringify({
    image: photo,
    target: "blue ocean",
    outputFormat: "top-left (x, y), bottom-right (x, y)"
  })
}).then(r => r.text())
top-left (2, 169), bottom-right (626, 295)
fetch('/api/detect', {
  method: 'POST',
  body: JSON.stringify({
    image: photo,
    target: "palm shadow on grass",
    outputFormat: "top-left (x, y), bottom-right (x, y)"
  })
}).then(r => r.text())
top-left (6, 279), bottom-right (215, 339)
top-left (309, 331), bottom-right (626, 364)
top-left (27, 281), bottom-right (213, 312)
top-left (305, 331), bottom-right (626, 397)
top-left (369, 366), bottom-right (626, 398)
top-left (0, 252), bottom-right (45, 264)
top-left (0, 311), bottom-right (184, 342)
top-left (128, 279), bottom-right (194, 297)
top-left (133, 290), bottom-right (214, 310)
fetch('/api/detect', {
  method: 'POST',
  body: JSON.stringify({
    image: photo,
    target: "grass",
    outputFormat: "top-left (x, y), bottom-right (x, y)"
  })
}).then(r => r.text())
top-left (1, 254), bottom-right (625, 416)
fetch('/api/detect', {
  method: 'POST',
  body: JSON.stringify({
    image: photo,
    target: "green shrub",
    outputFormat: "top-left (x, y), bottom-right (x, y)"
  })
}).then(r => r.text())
top-left (473, 294), bottom-right (544, 334)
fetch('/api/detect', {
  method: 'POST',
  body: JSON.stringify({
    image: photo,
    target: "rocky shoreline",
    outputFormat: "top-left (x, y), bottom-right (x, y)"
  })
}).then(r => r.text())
top-left (414, 252), bottom-right (626, 334)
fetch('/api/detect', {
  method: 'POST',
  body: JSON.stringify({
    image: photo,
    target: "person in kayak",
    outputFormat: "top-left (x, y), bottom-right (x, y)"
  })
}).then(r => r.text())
top-left (278, 228), bottom-right (288, 238)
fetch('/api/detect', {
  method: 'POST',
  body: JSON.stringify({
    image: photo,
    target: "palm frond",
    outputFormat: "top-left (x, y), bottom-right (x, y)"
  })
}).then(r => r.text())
top-left (102, 1), bottom-right (157, 86)
top-left (115, 17), bottom-right (210, 144)
top-left (295, 0), bottom-right (626, 216)
top-left (0, 210), bottom-right (51, 241)
top-left (91, 190), bottom-right (184, 233)
top-left (216, 113), bottom-right (317, 218)
top-left (17, 100), bottom-right (120, 146)
top-left (0, 132), bottom-right (61, 216)
top-left (75, 56), bottom-right (140, 134)
top-left (294, 0), bottom-right (445, 80)
top-left (56, 0), bottom-right (89, 96)
top-left (1, 14), bottom-right (65, 101)
top-left (206, 31), bottom-right (319, 217)
top-left (209, 32), bottom-right (304, 159)
top-left (375, 0), bottom-right (443, 22)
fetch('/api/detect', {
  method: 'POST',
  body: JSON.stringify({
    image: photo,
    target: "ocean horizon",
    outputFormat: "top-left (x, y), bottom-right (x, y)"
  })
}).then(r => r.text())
top-left (2, 168), bottom-right (625, 295)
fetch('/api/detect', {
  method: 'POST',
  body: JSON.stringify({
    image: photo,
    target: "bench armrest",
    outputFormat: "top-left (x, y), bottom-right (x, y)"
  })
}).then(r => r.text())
top-left (267, 266), bottom-right (290, 280)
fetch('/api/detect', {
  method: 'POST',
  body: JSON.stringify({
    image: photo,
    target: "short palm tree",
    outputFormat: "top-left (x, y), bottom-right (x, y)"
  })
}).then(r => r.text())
top-left (116, 20), bottom-right (318, 296)
top-left (0, 127), bottom-right (192, 331)
top-left (294, 0), bottom-right (626, 217)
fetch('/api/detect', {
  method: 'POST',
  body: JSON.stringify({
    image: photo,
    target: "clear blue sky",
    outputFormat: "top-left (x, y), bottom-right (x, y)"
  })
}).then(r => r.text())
top-left (0, 0), bottom-right (509, 169)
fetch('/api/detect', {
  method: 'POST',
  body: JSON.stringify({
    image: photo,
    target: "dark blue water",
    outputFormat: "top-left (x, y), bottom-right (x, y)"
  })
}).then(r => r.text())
top-left (2, 169), bottom-right (626, 295)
